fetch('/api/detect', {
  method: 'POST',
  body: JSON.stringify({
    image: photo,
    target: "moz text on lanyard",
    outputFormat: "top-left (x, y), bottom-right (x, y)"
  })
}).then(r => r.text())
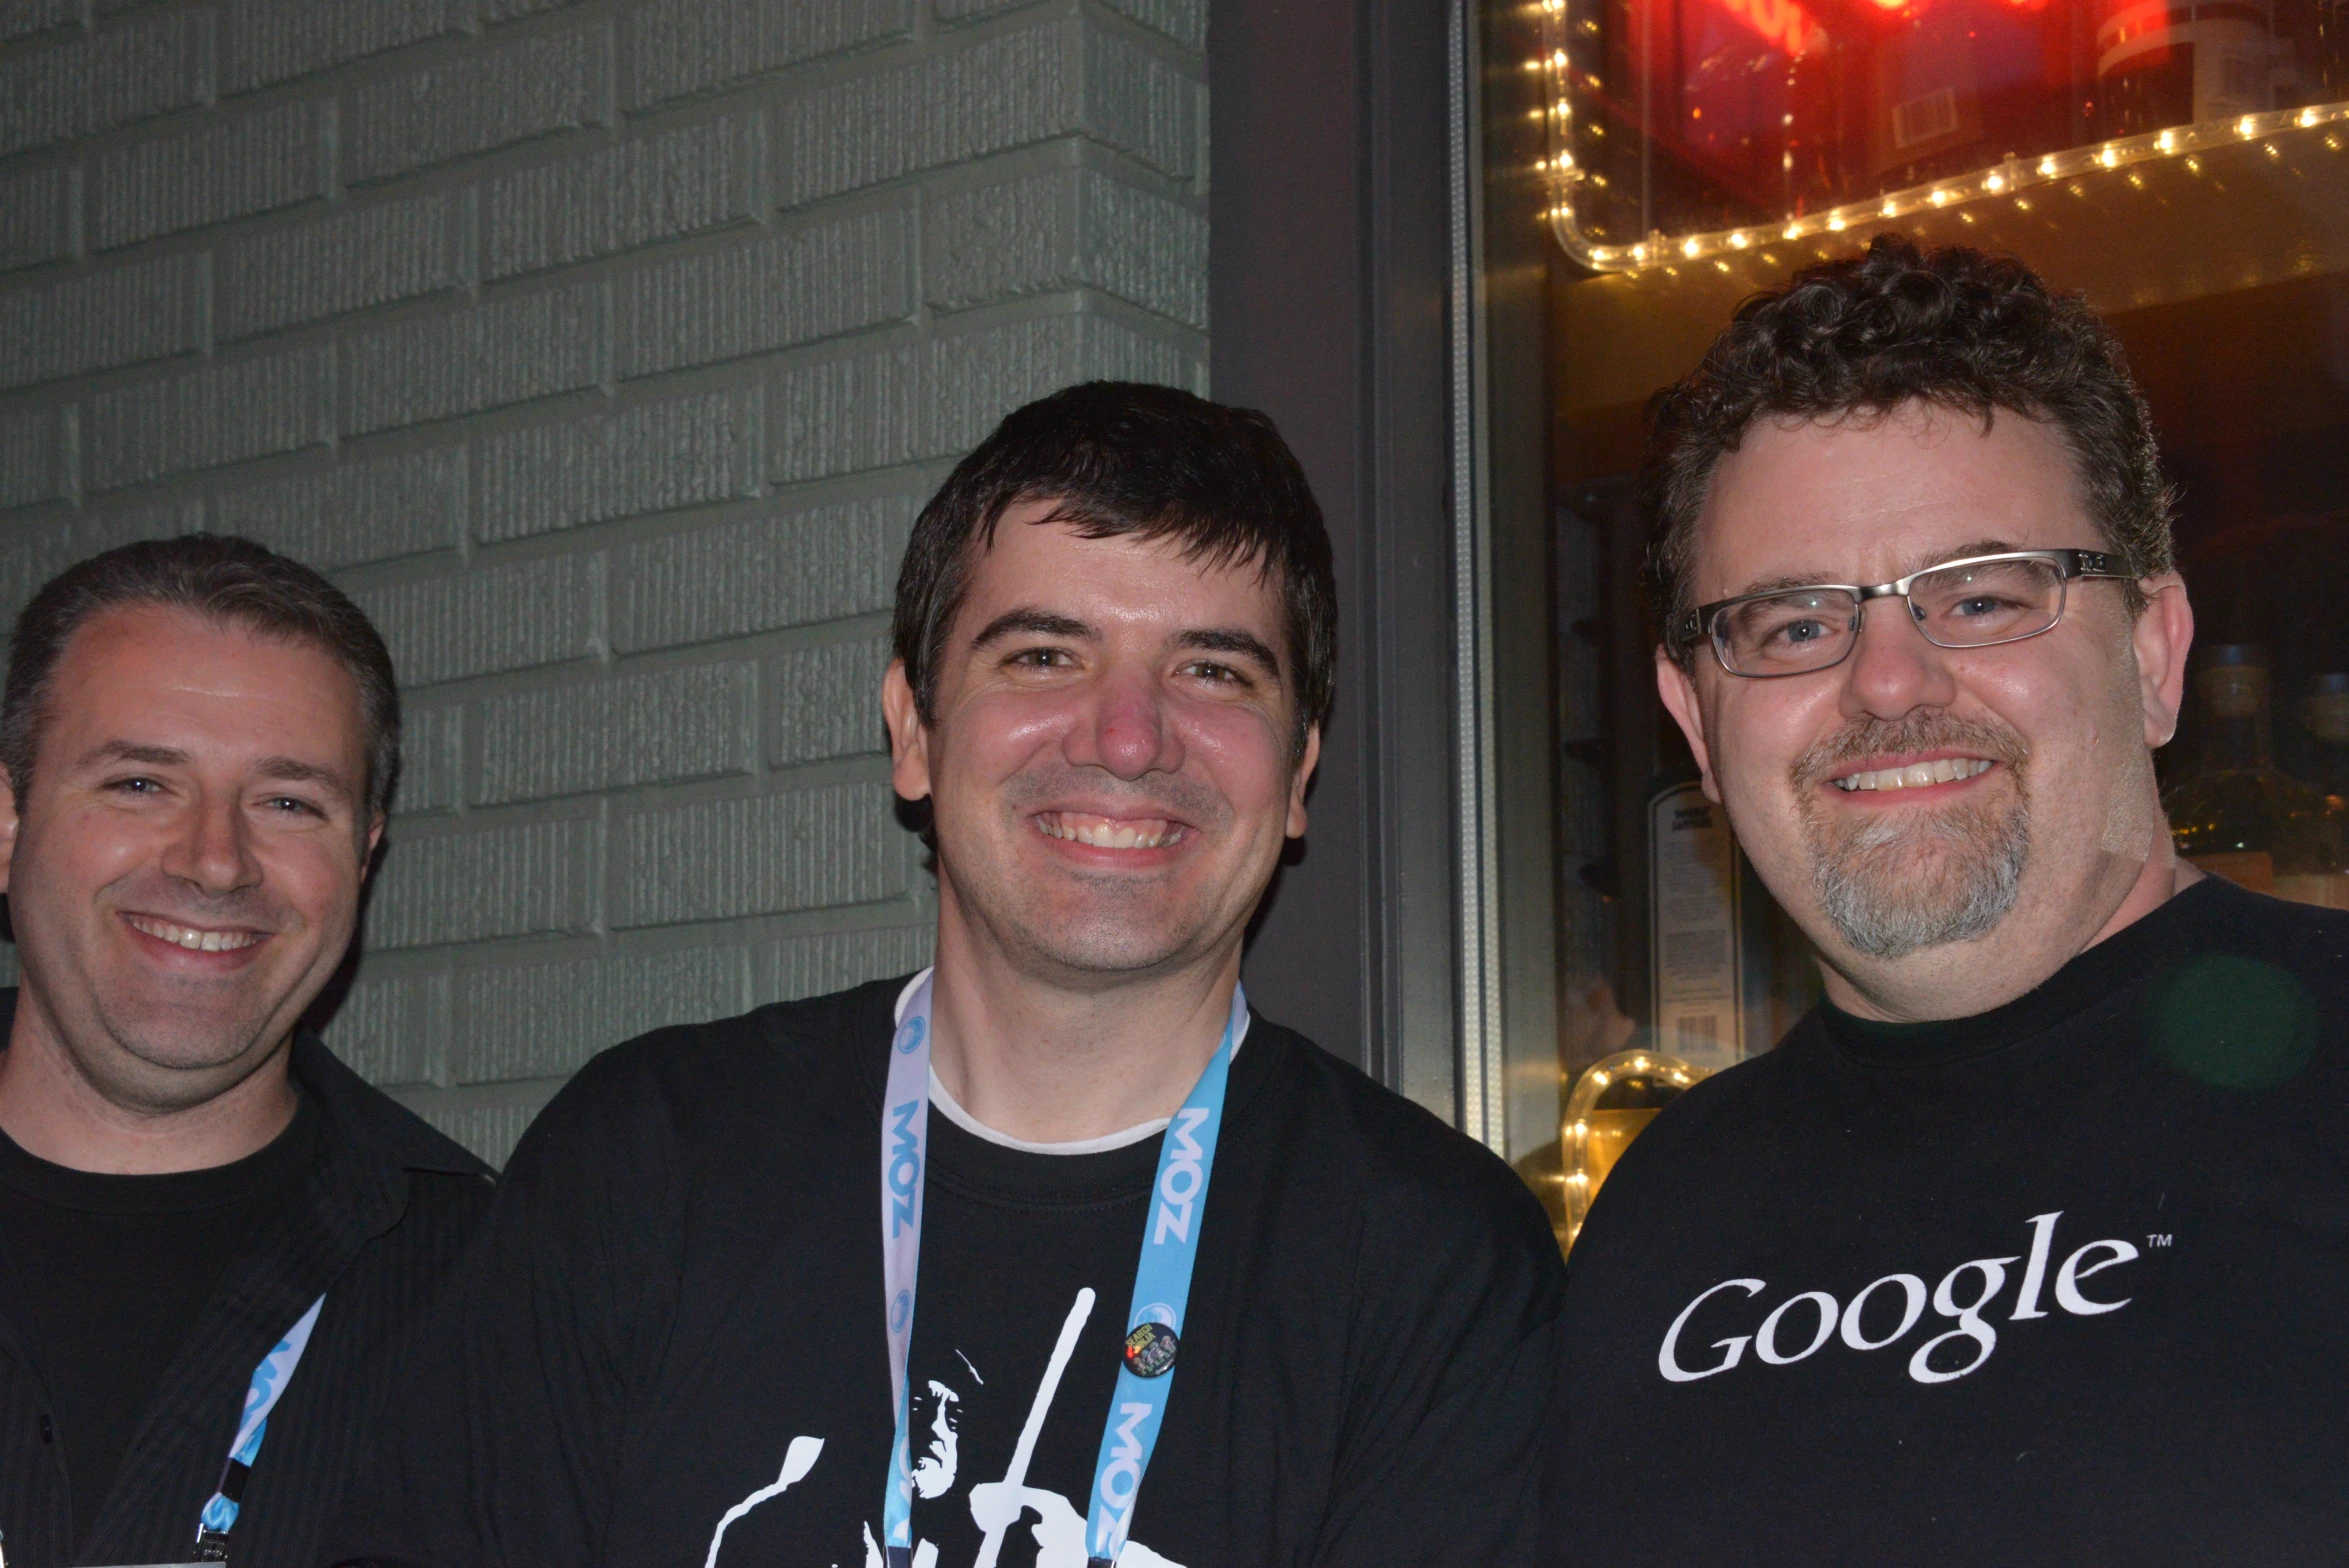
top-left (880, 972), bottom-right (1242, 1568)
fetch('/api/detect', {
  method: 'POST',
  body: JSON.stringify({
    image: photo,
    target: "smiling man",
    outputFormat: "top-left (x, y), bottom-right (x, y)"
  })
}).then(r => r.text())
top-left (330, 382), bottom-right (1564, 1567)
top-left (0, 536), bottom-right (490, 1567)
top-left (1557, 238), bottom-right (2349, 1563)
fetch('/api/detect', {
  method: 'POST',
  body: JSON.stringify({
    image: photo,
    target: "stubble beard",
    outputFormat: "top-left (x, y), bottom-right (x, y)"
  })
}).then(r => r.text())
top-left (1792, 713), bottom-right (2032, 960)
top-left (947, 765), bottom-right (1238, 982)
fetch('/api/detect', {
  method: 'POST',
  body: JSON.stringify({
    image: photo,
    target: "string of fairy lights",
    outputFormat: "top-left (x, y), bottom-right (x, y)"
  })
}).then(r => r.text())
top-left (1525, 0), bottom-right (2349, 275)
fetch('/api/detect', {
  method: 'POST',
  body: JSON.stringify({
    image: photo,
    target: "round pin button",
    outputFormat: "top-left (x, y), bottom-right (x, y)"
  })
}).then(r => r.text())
top-left (1123, 1320), bottom-right (1179, 1378)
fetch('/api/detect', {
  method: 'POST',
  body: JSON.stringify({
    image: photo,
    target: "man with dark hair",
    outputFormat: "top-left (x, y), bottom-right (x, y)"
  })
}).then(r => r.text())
top-left (1559, 236), bottom-right (2349, 1561)
top-left (0, 534), bottom-right (490, 1566)
top-left (329, 382), bottom-right (1564, 1566)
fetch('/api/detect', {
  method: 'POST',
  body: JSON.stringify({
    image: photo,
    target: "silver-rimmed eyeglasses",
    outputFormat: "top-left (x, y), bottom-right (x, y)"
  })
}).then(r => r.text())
top-left (1678, 549), bottom-right (2133, 678)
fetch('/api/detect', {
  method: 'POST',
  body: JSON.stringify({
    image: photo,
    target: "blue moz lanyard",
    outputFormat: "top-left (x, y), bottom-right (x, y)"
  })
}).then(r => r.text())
top-left (879, 972), bottom-right (1243, 1568)
top-left (191, 1294), bottom-right (325, 1561)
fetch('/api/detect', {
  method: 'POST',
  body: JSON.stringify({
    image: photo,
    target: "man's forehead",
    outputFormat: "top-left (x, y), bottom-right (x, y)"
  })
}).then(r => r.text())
top-left (959, 515), bottom-right (1284, 629)
top-left (1696, 408), bottom-right (2087, 593)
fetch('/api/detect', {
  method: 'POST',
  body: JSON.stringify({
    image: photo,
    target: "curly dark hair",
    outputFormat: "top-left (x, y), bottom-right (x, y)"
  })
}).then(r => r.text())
top-left (893, 381), bottom-right (1336, 756)
top-left (1643, 234), bottom-right (2175, 665)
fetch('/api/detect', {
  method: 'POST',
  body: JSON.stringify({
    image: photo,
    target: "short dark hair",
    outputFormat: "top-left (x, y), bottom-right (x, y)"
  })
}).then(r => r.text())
top-left (892, 381), bottom-right (1336, 752)
top-left (1, 534), bottom-right (401, 821)
top-left (1644, 235), bottom-right (2175, 664)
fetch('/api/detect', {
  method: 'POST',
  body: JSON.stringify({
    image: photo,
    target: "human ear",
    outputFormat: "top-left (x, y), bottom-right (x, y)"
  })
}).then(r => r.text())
top-left (2129, 574), bottom-right (2194, 748)
top-left (882, 660), bottom-right (934, 803)
top-left (1655, 647), bottom-right (1723, 803)
top-left (0, 772), bottom-right (18, 898)
top-left (1286, 724), bottom-right (1321, 839)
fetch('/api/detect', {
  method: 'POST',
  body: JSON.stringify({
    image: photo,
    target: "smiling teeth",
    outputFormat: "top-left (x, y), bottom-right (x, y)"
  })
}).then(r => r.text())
top-left (1835, 758), bottom-right (1995, 792)
top-left (126, 915), bottom-right (262, 952)
top-left (1036, 813), bottom-right (1182, 849)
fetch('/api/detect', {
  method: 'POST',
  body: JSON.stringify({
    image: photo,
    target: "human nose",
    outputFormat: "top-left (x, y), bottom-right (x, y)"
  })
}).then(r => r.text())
top-left (1837, 594), bottom-right (1959, 720)
top-left (160, 790), bottom-right (261, 897)
top-left (1065, 664), bottom-right (1185, 780)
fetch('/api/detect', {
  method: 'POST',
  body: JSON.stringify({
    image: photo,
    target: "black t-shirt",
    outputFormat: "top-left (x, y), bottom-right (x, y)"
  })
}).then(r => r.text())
top-left (1559, 876), bottom-right (2349, 1565)
top-left (330, 979), bottom-right (1566, 1567)
top-left (0, 1091), bottom-right (324, 1546)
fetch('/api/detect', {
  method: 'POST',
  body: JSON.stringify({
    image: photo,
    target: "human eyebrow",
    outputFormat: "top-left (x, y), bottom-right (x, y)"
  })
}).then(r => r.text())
top-left (74, 740), bottom-right (190, 771)
top-left (969, 608), bottom-right (1096, 649)
top-left (1726, 542), bottom-right (2030, 599)
top-left (255, 757), bottom-right (357, 806)
top-left (1176, 629), bottom-right (1282, 677)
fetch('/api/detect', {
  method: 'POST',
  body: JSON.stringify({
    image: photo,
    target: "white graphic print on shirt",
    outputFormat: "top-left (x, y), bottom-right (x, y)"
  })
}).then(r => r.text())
top-left (704, 1287), bottom-right (1186, 1568)
top-left (1656, 1209), bottom-right (2148, 1387)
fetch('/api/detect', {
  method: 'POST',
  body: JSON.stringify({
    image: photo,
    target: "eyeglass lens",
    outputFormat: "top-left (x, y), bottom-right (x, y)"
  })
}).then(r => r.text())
top-left (1716, 558), bottom-right (2067, 675)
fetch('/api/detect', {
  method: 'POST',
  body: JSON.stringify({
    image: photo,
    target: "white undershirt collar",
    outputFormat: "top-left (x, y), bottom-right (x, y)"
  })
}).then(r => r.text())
top-left (892, 968), bottom-right (1250, 1156)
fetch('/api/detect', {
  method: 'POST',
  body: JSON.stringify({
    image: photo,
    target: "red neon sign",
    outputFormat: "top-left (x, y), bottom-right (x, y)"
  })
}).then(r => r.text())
top-left (1715, 0), bottom-right (1814, 55)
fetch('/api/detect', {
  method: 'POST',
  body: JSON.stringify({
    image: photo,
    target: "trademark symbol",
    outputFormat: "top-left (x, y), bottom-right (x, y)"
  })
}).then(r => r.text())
top-left (2146, 1234), bottom-right (2173, 1248)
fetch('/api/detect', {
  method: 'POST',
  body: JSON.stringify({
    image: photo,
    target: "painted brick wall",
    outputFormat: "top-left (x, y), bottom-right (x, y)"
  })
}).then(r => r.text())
top-left (0, 0), bottom-right (1209, 1165)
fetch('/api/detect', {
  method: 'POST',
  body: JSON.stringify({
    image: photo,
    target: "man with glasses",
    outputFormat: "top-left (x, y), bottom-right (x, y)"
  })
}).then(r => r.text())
top-left (1557, 236), bottom-right (2349, 1563)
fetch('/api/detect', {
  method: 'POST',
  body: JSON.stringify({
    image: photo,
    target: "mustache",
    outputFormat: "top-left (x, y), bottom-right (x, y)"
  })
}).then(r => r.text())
top-left (1790, 710), bottom-right (2031, 792)
top-left (997, 763), bottom-right (1229, 828)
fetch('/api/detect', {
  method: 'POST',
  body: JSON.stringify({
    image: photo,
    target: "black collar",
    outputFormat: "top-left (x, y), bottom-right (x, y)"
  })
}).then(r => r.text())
top-left (1816, 875), bottom-right (2238, 1070)
top-left (0, 986), bottom-right (489, 1239)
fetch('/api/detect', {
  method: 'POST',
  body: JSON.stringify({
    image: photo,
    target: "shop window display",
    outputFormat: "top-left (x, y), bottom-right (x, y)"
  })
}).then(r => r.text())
top-left (1475, 0), bottom-right (2349, 1247)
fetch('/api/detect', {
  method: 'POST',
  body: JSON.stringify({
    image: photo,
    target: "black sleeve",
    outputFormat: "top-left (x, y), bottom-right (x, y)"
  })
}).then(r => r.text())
top-left (1317, 1143), bottom-right (1567, 1567)
top-left (322, 1038), bottom-right (687, 1568)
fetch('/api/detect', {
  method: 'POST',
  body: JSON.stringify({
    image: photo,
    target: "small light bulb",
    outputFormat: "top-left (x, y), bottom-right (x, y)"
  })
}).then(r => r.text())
top-left (1985, 172), bottom-right (2006, 192)
top-left (1682, 237), bottom-right (1702, 257)
top-left (1729, 230), bottom-right (1749, 248)
top-left (2238, 115), bottom-right (2258, 138)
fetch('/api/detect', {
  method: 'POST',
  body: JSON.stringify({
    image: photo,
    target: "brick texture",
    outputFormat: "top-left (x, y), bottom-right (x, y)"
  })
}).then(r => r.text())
top-left (769, 636), bottom-right (892, 767)
top-left (84, 346), bottom-right (334, 491)
top-left (368, 815), bottom-right (600, 950)
top-left (453, 946), bottom-right (745, 1082)
top-left (0, 251), bottom-right (205, 391)
top-left (342, 282), bottom-right (606, 435)
top-left (218, 191), bottom-right (471, 341)
top-left (770, 308), bottom-right (1203, 484)
top-left (476, 385), bottom-right (759, 542)
top-left (936, 0), bottom-right (1206, 49)
top-left (0, 0), bottom-right (1207, 1165)
top-left (628, 0), bottom-right (911, 110)
top-left (614, 782), bottom-right (906, 928)
top-left (319, 972), bottom-right (442, 1088)
top-left (356, 552), bottom-right (602, 687)
top-left (213, 447), bottom-right (465, 569)
top-left (764, 923), bottom-right (934, 1003)
top-left (1, 11), bottom-right (211, 158)
top-left (0, 0), bottom-right (75, 44)
top-left (90, 103), bottom-right (329, 251)
top-left (0, 165), bottom-right (74, 271)
top-left (610, 493), bottom-right (912, 652)
top-left (344, 27), bottom-right (609, 186)
top-left (485, 115), bottom-right (760, 281)
top-left (927, 166), bottom-right (1207, 328)
top-left (222, 0), bottom-right (468, 96)
top-left (476, 661), bottom-right (754, 803)
top-left (773, 16), bottom-right (1198, 209)
top-left (0, 408), bottom-right (66, 511)
top-left (612, 207), bottom-right (913, 379)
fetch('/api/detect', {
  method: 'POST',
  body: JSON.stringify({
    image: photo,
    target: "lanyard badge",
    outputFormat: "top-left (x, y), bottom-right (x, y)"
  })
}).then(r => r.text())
top-left (879, 972), bottom-right (1243, 1568)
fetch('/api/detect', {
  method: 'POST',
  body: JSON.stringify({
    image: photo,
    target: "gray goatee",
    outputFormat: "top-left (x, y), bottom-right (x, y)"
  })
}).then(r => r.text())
top-left (1793, 714), bottom-right (2031, 960)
